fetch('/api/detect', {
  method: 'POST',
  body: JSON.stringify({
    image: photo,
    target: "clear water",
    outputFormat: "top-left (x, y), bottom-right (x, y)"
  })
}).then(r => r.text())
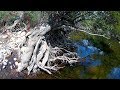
top-left (108, 67), bottom-right (120, 79)
top-left (74, 39), bottom-right (103, 78)
top-left (74, 39), bottom-right (120, 79)
top-left (74, 39), bottom-right (102, 67)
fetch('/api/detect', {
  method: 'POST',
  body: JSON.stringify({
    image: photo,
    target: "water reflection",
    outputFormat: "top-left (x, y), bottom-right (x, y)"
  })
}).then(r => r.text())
top-left (74, 39), bottom-right (102, 78)
top-left (74, 39), bottom-right (102, 67)
top-left (108, 67), bottom-right (120, 79)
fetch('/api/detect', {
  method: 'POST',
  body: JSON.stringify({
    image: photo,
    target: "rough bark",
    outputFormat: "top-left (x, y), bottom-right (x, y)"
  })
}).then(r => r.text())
top-left (0, 11), bottom-right (79, 75)
top-left (15, 23), bottom-right (79, 75)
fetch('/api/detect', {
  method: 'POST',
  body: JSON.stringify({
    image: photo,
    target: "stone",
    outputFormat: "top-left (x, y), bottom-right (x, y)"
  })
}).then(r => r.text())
top-left (2, 35), bottom-right (8, 39)
top-left (13, 64), bottom-right (16, 68)
top-left (14, 58), bottom-right (17, 61)
top-left (10, 66), bottom-right (13, 69)
top-left (4, 59), bottom-right (8, 62)
top-left (82, 40), bottom-right (89, 46)
top-left (3, 61), bottom-right (7, 66)
top-left (99, 51), bottom-right (104, 55)
top-left (15, 62), bottom-right (19, 66)
top-left (2, 65), bottom-right (5, 69)
top-left (9, 62), bottom-right (12, 64)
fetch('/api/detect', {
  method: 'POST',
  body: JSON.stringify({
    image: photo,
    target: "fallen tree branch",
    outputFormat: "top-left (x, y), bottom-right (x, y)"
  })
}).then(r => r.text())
top-left (61, 25), bottom-right (110, 39)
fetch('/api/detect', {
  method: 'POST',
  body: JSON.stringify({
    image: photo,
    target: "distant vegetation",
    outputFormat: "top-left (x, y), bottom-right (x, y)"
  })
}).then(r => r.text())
top-left (0, 11), bottom-right (120, 42)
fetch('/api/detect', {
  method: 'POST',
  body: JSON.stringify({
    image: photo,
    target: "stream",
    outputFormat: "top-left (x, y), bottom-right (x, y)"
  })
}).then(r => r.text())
top-left (74, 39), bottom-right (102, 67)
top-left (108, 67), bottom-right (120, 79)
top-left (74, 39), bottom-right (103, 79)
top-left (0, 37), bottom-right (120, 79)
top-left (73, 39), bottom-right (120, 79)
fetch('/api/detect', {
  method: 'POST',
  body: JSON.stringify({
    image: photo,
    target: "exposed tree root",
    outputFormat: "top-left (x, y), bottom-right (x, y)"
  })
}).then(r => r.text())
top-left (15, 23), bottom-right (79, 75)
top-left (0, 12), bottom-right (79, 75)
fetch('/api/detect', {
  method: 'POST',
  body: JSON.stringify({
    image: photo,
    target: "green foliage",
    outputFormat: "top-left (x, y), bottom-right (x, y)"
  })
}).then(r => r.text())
top-left (0, 11), bottom-right (9, 20)
top-left (25, 11), bottom-right (49, 27)
top-left (0, 11), bottom-right (21, 26)
top-left (110, 11), bottom-right (120, 34)
top-left (26, 11), bottom-right (39, 23)
top-left (80, 11), bottom-right (114, 33)
top-left (0, 11), bottom-right (49, 28)
top-left (69, 11), bottom-right (120, 39)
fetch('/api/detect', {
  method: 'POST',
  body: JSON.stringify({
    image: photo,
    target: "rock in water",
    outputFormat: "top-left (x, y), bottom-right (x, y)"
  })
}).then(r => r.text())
top-left (99, 51), bottom-right (104, 55)
top-left (3, 61), bottom-right (7, 66)
top-left (14, 58), bottom-right (17, 61)
top-left (82, 40), bottom-right (89, 46)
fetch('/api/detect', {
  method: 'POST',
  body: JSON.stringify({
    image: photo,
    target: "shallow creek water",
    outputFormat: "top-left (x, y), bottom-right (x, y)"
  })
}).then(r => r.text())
top-left (0, 37), bottom-right (120, 79)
